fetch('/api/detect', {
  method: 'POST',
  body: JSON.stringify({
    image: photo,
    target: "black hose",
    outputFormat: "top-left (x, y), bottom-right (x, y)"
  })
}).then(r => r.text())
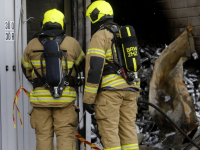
top-left (138, 100), bottom-right (200, 150)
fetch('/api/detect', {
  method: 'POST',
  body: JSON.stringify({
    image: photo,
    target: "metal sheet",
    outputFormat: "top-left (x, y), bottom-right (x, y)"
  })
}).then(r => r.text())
top-left (0, 0), bottom-right (7, 149)
top-left (149, 27), bottom-right (198, 149)
top-left (1, 0), bottom-right (17, 150)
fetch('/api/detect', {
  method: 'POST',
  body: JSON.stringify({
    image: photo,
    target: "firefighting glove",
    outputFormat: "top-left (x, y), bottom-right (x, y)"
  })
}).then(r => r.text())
top-left (84, 103), bottom-right (95, 114)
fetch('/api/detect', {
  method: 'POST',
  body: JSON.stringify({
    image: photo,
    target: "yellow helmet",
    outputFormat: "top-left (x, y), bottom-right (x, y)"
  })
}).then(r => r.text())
top-left (42, 9), bottom-right (66, 30)
top-left (86, 0), bottom-right (113, 24)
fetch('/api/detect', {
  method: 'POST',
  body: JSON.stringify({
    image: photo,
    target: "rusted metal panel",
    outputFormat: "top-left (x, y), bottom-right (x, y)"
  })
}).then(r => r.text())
top-left (149, 27), bottom-right (198, 149)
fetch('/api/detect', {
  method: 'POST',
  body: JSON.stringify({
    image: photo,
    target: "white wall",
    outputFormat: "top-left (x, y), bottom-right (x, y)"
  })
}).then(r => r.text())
top-left (0, 0), bottom-right (36, 150)
top-left (0, 0), bottom-right (8, 148)
top-left (1, 0), bottom-right (17, 150)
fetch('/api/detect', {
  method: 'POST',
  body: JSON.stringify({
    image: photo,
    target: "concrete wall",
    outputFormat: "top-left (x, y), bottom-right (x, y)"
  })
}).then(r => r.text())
top-left (154, 0), bottom-right (200, 54)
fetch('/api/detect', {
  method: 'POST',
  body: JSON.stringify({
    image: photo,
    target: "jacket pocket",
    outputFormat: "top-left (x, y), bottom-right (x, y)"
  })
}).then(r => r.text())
top-left (28, 108), bottom-right (36, 129)
top-left (69, 104), bottom-right (78, 127)
top-left (94, 97), bottom-right (107, 120)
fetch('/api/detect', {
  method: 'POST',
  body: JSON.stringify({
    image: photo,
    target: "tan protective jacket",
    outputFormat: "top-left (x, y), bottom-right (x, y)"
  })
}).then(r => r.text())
top-left (22, 36), bottom-right (85, 107)
top-left (83, 28), bottom-right (140, 104)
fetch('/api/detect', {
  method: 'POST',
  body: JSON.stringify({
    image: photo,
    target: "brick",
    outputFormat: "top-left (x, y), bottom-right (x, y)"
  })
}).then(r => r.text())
top-left (193, 36), bottom-right (200, 46)
top-left (179, 8), bottom-right (196, 18)
top-left (167, 28), bottom-right (183, 38)
top-left (186, 0), bottom-right (200, 7)
top-left (171, 0), bottom-right (187, 8)
top-left (194, 6), bottom-right (200, 16)
top-left (188, 16), bottom-right (200, 26)
top-left (169, 28), bottom-right (185, 42)
top-left (161, 10), bottom-right (179, 19)
top-left (171, 18), bottom-right (188, 28)
top-left (180, 27), bottom-right (185, 33)
top-left (193, 26), bottom-right (200, 36)
top-left (154, 1), bottom-right (171, 10)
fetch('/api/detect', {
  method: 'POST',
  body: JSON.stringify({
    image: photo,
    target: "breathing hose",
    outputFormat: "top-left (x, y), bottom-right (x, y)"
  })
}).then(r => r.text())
top-left (138, 100), bottom-right (200, 150)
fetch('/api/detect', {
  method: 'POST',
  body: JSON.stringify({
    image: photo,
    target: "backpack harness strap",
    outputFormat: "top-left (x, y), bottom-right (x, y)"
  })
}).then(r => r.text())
top-left (103, 60), bottom-right (122, 76)
top-left (32, 35), bottom-right (79, 90)
top-left (102, 26), bottom-right (135, 85)
top-left (32, 67), bottom-right (77, 89)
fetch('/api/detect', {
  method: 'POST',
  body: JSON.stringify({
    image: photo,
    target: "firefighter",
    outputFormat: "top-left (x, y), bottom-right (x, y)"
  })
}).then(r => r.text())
top-left (21, 9), bottom-right (85, 150)
top-left (83, 1), bottom-right (140, 150)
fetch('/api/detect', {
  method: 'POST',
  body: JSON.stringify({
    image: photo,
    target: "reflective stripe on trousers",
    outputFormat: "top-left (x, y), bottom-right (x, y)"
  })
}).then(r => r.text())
top-left (104, 143), bottom-right (139, 150)
top-left (121, 144), bottom-right (139, 150)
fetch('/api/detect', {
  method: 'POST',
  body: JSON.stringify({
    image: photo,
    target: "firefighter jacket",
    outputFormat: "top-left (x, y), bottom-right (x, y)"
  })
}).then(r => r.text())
top-left (21, 35), bottom-right (85, 107)
top-left (83, 28), bottom-right (140, 104)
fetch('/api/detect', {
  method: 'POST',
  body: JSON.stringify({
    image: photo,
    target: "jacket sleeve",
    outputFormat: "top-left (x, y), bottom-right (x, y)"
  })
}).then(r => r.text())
top-left (73, 40), bottom-right (85, 74)
top-left (83, 34), bottom-right (106, 104)
top-left (21, 44), bottom-right (33, 82)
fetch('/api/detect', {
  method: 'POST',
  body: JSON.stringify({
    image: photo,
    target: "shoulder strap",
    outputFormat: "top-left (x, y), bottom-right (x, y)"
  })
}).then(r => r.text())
top-left (105, 60), bottom-right (122, 75)
top-left (104, 25), bottom-right (119, 33)
top-left (53, 34), bottom-right (67, 45)
top-left (32, 65), bottom-right (48, 88)
top-left (103, 26), bottom-right (121, 66)
top-left (38, 37), bottom-right (50, 45)
top-left (103, 26), bottom-right (133, 83)
top-left (37, 34), bottom-right (68, 82)
top-left (104, 26), bottom-right (125, 67)
top-left (38, 34), bottom-right (67, 46)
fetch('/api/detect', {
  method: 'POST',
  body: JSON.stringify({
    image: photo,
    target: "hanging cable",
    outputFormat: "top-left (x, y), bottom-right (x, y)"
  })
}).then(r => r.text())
top-left (13, 0), bottom-right (30, 128)
top-left (16, 0), bottom-right (24, 87)
top-left (138, 100), bottom-right (200, 150)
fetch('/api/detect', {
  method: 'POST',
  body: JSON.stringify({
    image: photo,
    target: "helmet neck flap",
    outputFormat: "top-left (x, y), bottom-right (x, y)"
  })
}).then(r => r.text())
top-left (91, 18), bottom-right (117, 35)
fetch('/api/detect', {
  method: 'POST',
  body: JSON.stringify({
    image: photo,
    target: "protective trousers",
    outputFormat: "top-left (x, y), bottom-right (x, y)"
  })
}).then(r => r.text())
top-left (94, 90), bottom-right (139, 150)
top-left (29, 102), bottom-right (78, 150)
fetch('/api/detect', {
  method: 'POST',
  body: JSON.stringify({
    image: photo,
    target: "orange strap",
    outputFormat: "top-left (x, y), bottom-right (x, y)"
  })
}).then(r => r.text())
top-left (75, 131), bottom-right (101, 150)
top-left (13, 86), bottom-right (30, 128)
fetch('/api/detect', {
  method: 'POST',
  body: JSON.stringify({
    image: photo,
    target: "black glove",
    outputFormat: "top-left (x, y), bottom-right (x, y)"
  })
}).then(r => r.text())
top-left (84, 103), bottom-right (95, 114)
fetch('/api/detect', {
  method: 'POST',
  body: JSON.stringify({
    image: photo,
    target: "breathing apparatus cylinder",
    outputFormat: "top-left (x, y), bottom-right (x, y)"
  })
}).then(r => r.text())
top-left (43, 40), bottom-right (63, 98)
top-left (119, 25), bottom-right (141, 73)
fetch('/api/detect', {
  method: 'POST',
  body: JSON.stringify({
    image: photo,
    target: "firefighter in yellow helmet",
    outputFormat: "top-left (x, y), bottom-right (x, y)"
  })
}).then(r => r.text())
top-left (84, 1), bottom-right (140, 150)
top-left (21, 9), bottom-right (85, 150)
